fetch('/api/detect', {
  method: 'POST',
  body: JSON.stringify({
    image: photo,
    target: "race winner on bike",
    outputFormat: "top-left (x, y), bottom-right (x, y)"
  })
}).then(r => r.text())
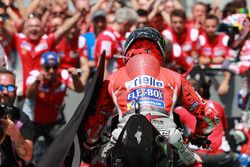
top-left (84, 27), bottom-right (220, 166)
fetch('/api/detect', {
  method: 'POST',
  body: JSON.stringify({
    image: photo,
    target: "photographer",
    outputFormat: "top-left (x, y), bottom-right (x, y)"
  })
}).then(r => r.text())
top-left (0, 68), bottom-right (34, 166)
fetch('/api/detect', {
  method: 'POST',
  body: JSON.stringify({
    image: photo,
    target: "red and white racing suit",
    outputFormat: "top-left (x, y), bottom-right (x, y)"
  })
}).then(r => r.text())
top-left (162, 27), bottom-right (199, 71)
top-left (84, 54), bottom-right (219, 165)
top-left (94, 27), bottom-right (125, 73)
top-left (176, 100), bottom-right (230, 154)
top-left (198, 32), bottom-right (232, 67)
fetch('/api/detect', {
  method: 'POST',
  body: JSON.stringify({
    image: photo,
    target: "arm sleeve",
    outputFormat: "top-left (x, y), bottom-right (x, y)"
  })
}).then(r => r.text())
top-left (180, 77), bottom-right (220, 137)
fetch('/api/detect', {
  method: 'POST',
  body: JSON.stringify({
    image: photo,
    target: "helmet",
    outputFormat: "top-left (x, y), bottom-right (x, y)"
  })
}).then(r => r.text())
top-left (124, 27), bottom-right (170, 63)
top-left (41, 51), bottom-right (60, 66)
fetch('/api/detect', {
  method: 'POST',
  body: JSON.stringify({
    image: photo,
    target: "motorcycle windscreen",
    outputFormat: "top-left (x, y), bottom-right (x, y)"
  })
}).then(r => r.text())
top-left (111, 114), bottom-right (161, 167)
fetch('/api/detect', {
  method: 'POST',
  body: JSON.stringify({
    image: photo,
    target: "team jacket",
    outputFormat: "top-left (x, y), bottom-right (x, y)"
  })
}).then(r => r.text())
top-left (198, 33), bottom-right (231, 65)
top-left (84, 54), bottom-right (219, 143)
top-left (13, 33), bottom-right (56, 96)
top-left (24, 69), bottom-right (71, 124)
top-left (55, 36), bottom-right (84, 69)
top-left (162, 27), bottom-right (199, 70)
top-left (94, 27), bottom-right (125, 73)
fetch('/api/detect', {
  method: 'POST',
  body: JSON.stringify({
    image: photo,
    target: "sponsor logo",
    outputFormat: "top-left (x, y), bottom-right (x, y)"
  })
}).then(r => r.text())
top-left (20, 41), bottom-right (32, 51)
top-left (127, 88), bottom-right (164, 102)
top-left (204, 47), bottom-right (211, 56)
top-left (189, 101), bottom-right (199, 111)
top-left (127, 99), bottom-right (165, 110)
top-left (35, 42), bottom-right (48, 52)
top-left (70, 51), bottom-right (79, 58)
top-left (125, 75), bottom-right (164, 90)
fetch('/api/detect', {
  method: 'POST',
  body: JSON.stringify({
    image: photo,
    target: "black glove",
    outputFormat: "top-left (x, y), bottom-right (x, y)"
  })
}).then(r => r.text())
top-left (189, 134), bottom-right (211, 149)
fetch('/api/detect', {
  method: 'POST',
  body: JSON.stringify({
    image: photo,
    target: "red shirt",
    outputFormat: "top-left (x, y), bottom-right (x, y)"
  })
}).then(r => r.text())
top-left (55, 36), bottom-right (84, 69)
top-left (198, 33), bottom-right (231, 65)
top-left (175, 100), bottom-right (229, 153)
top-left (95, 27), bottom-right (124, 72)
top-left (162, 27), bottom-right (199, 70)
top-left (13, 33), bottom-right (56, 96)
top-left (25, 69), bottom-right (71, 124)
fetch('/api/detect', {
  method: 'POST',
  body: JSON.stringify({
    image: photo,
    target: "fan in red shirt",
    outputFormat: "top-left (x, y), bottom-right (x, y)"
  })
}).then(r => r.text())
top-left (23, 51), bottom-right (85, 163)
top-left (2, 10), bottom-right (85, 107)
top-left (198, 15), bottom-right (233, 95)
top-left (162, 9), bottom-right (199, 73)
top-left (94, 7), bottom-right (138, 79)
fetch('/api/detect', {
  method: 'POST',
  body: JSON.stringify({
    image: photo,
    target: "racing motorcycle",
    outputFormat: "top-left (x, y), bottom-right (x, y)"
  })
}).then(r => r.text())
top-left (110, 99), bottom-right (174, 167)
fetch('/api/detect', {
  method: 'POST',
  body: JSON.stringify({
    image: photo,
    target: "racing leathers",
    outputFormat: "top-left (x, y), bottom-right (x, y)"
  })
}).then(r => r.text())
top-left (84, 54), bottom-right (219, 165)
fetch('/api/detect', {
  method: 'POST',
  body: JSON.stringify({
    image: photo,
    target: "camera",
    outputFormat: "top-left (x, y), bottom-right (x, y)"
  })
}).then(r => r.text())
top-left (0, 105), bottom-right (20, 120)
top-left (0, 105), bottom-right (20, 143)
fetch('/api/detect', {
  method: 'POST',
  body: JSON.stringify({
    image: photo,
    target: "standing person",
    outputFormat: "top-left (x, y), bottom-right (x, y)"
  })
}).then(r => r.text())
top-left (79, 9), bottom-right (107, 80)
top-left (55, 16), bottom-right (90, 89)
top-left (0, 68), bottom-right (34, 166)
top-left (84, 27), bottom-right (219, 166)
top-left (23, 51), bottom-right (84, 163)
top-left (186, 2), bottom-right (207, 32)
top-left (0, 2), bottom-right (13, 69)
top-left (135, 8), bottom-right (149, 28)
top-left (198, 15), bottom-right (232, 95)
top-left (3, 9), bottom-right (85, 108)
top-left (94, 7), bottom-right (138, 79)
top-left (175, 65), bottom-right (239, 167)
top-left (162, 9), bottom-right (199, 73)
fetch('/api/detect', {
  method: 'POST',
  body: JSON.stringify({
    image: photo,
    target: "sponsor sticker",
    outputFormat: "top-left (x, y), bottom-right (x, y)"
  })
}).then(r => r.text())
top-left (127, 99), bottom-right (165, 110)
top-left (189, 101), bottom-right (199, 111)
top-left (127, 88), bottom-right (164, 102)
top-left (125, 75), bottom-right (164, 90)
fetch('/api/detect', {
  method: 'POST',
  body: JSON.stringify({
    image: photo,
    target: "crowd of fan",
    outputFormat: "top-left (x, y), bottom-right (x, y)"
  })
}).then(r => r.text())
top-left (0, 0), bottom-right (248, 166)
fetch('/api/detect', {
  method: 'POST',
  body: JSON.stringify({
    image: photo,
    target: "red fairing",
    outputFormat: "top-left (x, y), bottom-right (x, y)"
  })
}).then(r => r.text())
top-left (84, 54), bottom-right (219, 143)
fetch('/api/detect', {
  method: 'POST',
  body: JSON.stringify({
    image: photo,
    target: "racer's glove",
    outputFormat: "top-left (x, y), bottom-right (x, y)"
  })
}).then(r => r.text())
top-left (189, 133), bottom-right (211, 149)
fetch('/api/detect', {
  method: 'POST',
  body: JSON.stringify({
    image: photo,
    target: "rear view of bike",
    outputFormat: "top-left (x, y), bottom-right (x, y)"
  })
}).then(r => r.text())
top-left (110, 113), bottom-right (173, 167)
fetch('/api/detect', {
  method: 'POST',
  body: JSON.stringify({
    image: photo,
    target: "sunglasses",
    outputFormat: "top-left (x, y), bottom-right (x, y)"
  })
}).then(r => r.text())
top-left (0, 13), bottom-right (8, 21)
top-left (0, 85), bottom-right (16, 92)
top-left (44, 65), bottom-right (58, 70)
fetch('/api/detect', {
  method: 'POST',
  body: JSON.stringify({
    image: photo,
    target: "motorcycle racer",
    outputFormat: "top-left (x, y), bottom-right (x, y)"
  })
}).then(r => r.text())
top-left (84, 27), bottom-right (220, 166)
